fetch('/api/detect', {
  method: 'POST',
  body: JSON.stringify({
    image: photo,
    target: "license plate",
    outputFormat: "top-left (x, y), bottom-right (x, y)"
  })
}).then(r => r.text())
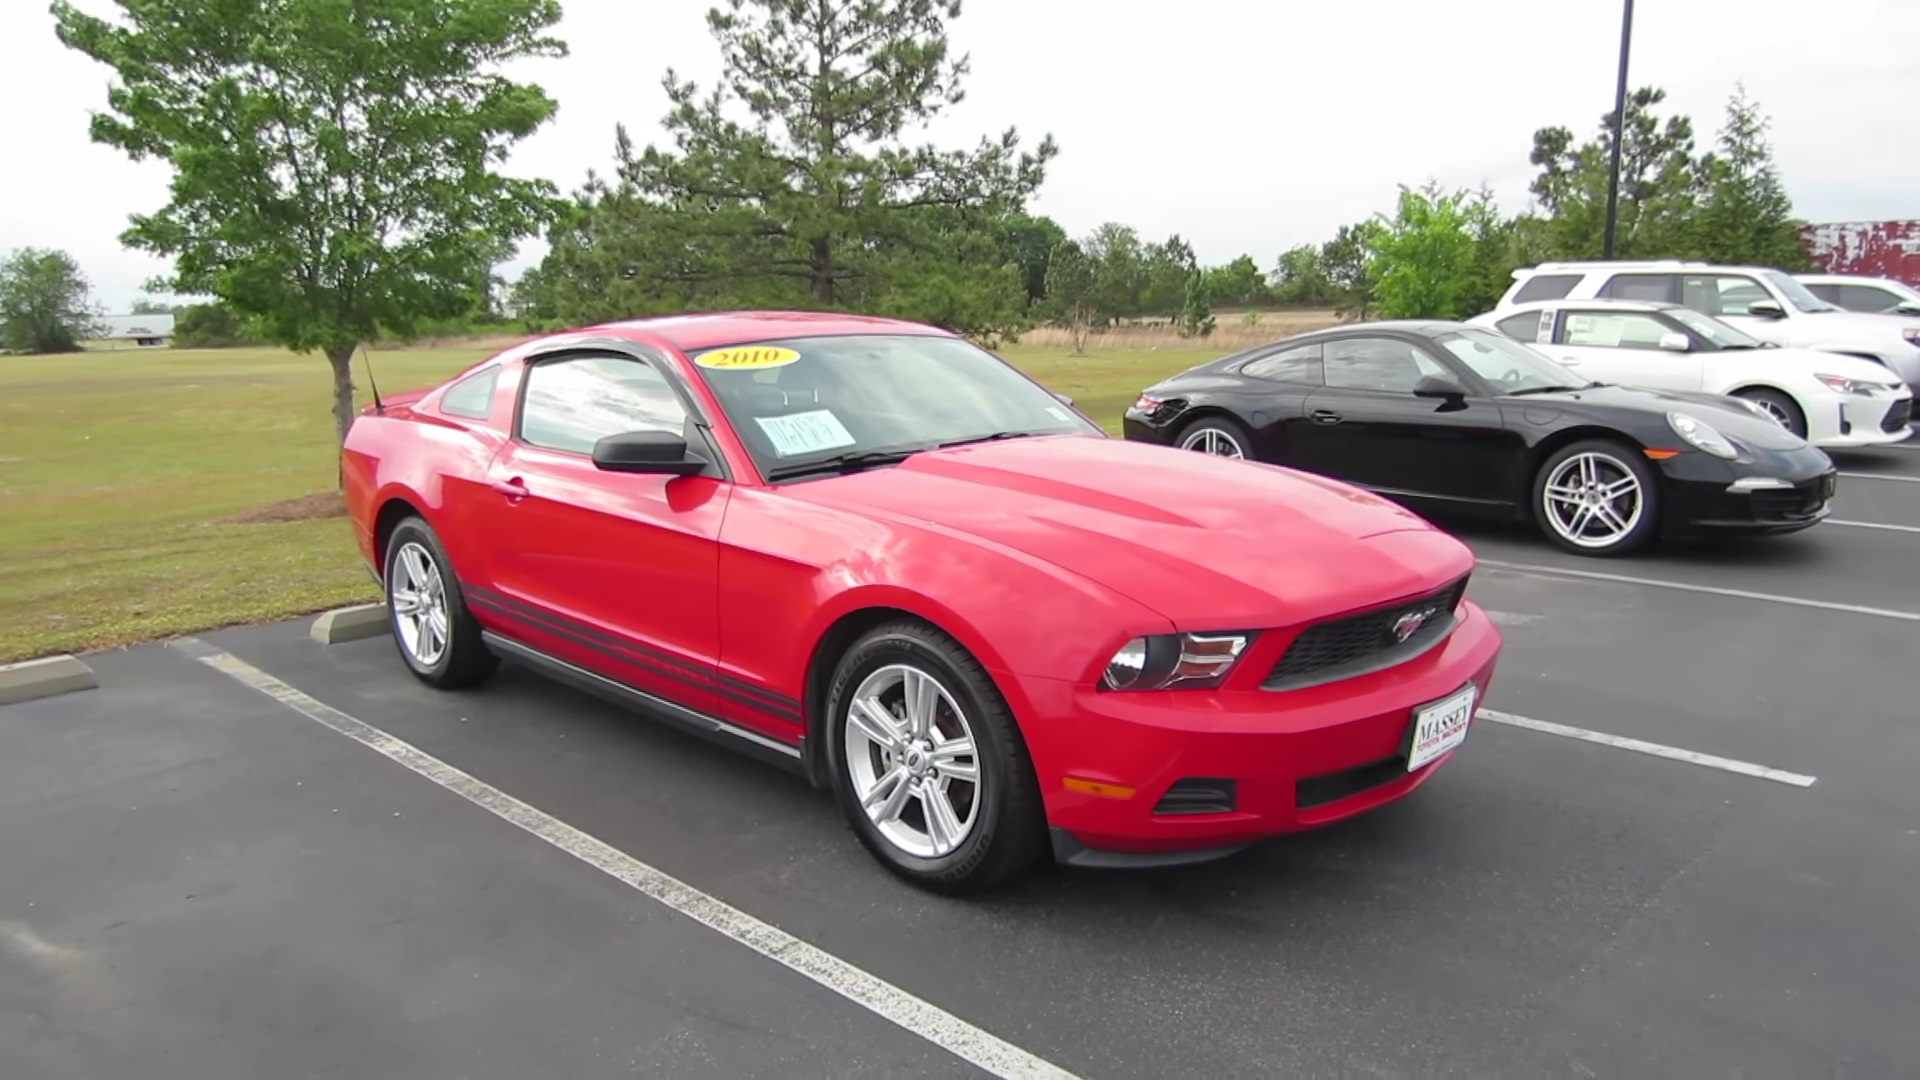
top-left (1406, 684), bottom-right (1477, 772)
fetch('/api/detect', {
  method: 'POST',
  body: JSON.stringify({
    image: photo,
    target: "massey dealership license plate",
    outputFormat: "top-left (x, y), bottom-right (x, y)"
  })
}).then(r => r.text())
top-left (1406, 684), bottom-right (1477, 772)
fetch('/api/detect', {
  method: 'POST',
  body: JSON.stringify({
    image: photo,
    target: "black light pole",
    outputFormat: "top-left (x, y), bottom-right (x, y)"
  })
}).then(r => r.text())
top-left (1602, 0), bottom-right (1636, 259)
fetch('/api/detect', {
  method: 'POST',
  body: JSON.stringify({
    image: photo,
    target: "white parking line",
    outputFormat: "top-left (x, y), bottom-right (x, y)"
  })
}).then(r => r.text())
top-left (1475, 559), bottom-right (1920, 623)
top-left (1479, 709), bottom-right (1817, 788)
top-left (1839, 471), bottom-right (1920, 483)
top-left (170, 637), bottom-right (1081, 1080)
top-left (1831, 519), bottom-right (1920, 534)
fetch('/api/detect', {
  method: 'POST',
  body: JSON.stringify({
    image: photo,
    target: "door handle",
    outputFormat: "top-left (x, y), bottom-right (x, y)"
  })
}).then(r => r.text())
top-left (1309, 409), bottom-right (1343, 425)
top-left (490, 477), bottom-right (529, 499)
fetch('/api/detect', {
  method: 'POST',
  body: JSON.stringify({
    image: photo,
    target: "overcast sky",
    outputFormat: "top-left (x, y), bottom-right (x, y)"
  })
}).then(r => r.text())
top-left (4, 0), bottom-right (1915, 312)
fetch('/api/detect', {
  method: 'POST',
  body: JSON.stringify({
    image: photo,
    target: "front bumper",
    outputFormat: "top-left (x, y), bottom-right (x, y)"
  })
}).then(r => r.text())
top-left (1654, 444), bottom-right (1838, 535)
top-left (1012, 602), bottom-right (1503, 866)
top-left (1814, 391), bottom-right (1914, 448)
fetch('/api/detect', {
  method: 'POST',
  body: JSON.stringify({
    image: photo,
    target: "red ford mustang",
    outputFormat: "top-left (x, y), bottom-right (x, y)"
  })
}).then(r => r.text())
top-left (341, 312), bottom-right (1503, 893)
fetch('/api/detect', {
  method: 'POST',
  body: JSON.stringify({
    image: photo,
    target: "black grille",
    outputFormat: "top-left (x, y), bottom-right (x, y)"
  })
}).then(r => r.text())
top-left (1883, 398), bottom-right (1913, 433)
top-left (1296, 757), bottom-right (1404, 809)
top-left (1152, 778), bottom-right (1236, 816)
top-left (1262, 577), bottom-right (1469, 691)
top-left (1750, 476), bottom-right (1830, 521)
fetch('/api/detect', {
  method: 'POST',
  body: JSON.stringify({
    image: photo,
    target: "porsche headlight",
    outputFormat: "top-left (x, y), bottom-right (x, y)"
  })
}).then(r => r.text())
top-left (1666, 411), bottom-right (1738, 459)
top-left (1100, 633), bottom-right (1250, 690)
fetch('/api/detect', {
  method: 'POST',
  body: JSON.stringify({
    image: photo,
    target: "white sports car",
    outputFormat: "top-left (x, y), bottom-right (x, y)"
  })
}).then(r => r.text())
top-left (1470, 299), bottom-right (1914, 449)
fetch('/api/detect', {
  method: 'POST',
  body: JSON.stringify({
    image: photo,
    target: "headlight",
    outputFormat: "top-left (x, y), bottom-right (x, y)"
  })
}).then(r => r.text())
top-left (1666, 411), bottom-right (1738, 459)
top-left (1814, 374), bottom-right (1879, 396)
top-left (1100, 632), bottom-right (1250, 690)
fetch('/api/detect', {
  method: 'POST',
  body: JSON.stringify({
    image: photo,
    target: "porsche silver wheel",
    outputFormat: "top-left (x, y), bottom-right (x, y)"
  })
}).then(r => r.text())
top-left (1541, 451), bottom-right (1644, 549)
top-left (1179, 424), bottom-right (1246, 458)
top-left (842, 663), bottom-right (981, 859)
top-left (390, 540), bottom-right (450, 666)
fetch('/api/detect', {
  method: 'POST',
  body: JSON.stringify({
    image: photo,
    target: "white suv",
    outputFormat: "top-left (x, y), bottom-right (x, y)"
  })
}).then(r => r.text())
top-left (1795, 273), bottom-right (1920, 317)
top-left (1496, 261), bottom-right (1920, 403)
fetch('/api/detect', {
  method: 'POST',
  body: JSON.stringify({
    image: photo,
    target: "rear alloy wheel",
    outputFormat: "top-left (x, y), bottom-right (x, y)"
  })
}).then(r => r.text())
top-left (383, 517), bottom-right (498, 689)
top-left (1734, 388), bottom-right (1806, 438)
top-left (825, 621), bottom-right (1045, 894)
top-left (1532, 439), bottom-right (1660, 557)
top-left (1177, 416), bottom-right (1252, 460)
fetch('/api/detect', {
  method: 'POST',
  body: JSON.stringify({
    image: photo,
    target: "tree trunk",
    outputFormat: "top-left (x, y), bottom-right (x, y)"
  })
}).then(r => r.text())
top-left (810, 237), bottom-right (834, 305)
top-left (327, 345), bottom-right (357, 447)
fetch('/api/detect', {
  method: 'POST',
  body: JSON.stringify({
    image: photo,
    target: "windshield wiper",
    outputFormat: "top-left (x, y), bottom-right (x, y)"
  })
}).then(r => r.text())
top-left (765, 446), bottom-right (923, 481)
top-left (935, 430), bottom-right (1036, 449)
top-left (1506, 384), bottom-right (1588, 396)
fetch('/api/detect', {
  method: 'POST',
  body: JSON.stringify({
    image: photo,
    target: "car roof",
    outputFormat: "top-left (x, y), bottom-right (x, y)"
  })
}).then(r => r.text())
top-left (581, 310), bottom-right (954, 352)
top-left (1514, 260), bottom-right (1772, 276)
top-left (1498, 297), bottom-right (1683, 314)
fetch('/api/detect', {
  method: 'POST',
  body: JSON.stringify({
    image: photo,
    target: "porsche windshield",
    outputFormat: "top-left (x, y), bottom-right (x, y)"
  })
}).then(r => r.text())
top-left (688, 334), bottom-right (1102, 476)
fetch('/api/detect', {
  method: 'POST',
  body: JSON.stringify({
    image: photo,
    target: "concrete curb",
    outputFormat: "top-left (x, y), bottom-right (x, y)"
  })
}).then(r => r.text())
top-left (0, 654), bottom-right (100, 706)
top-left (310, 604), bottom-right (391, 645)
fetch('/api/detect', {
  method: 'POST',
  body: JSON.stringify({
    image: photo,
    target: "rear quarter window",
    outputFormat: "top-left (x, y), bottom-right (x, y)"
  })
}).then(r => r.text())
top-left (439, 365), bottom-right (500, 420)
top-left (1512, 274), bottom-right (1580, 303)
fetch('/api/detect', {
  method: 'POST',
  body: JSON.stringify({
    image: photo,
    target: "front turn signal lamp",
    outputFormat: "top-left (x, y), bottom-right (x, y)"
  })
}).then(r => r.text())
top-left (1100, 633), bottom-right (1251, 691)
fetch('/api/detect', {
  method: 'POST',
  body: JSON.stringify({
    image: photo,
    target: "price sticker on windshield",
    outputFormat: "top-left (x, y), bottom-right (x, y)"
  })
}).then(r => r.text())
top-left (755, 409), bottom-right (857, 457)
top-left (695, 345), bottom-right (801, 370)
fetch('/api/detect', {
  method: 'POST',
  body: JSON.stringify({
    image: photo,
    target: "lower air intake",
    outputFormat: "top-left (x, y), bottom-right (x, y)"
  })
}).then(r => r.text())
top-left (1152, 778), bottom-right (1237, 816)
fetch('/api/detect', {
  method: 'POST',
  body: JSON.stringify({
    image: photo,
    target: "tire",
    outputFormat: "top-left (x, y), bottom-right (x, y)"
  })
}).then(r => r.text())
top-left (383, 516), bottom-right (499, 689)
top-left (823, 620), bottom-right (1046, 894)
top-left (1176, 415), bottom-right (1254, 460)
top-left (1733, 388), bottom-right (1806, 438)
top-left (1530, 438), bottom-right (1661, 557)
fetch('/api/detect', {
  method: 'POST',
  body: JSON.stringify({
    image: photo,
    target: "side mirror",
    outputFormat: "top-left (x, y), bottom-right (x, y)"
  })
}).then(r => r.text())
top-left (1746, 298), bottom-right (1786, 318)
top-left (1052, 390), bottom-right (1076, 407)
top-left (1894, 300), bottom-right (1920, 316)
top-left (1411, 374), bottom-right (1468, 400)
top-left (1657, 331), bottom-right (1691, 352)
top-left (591, 430), bottom-right (707, 476)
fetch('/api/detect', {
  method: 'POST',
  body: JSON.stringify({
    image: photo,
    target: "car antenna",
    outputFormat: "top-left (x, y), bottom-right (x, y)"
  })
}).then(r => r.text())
top-left (360, 342), bottom-right (385, 413)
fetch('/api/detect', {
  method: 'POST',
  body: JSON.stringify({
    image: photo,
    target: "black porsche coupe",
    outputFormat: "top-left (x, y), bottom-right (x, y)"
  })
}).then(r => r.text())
top-left (1121, 320), bottom-right (1839, 556)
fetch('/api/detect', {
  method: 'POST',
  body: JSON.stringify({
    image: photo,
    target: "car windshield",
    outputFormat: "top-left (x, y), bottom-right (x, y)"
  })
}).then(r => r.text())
top-left (1663, 306), bottom-right (1763, 348)
top-left (688, 333), bottom-right (1103, 478)
top-left (1434, 328), bottom-right (1593, 394)
top-left (1762, 270), bottom-right (1841, 313)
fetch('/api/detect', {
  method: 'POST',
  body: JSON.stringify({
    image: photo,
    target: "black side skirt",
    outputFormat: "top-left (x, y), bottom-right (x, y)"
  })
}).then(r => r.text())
top-left (480, 631), bottom-right (808, 778)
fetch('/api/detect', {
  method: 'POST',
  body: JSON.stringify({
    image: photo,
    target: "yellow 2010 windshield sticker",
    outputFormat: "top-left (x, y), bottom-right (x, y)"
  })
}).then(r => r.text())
top-left (695, 345), bottom-right (801, 370)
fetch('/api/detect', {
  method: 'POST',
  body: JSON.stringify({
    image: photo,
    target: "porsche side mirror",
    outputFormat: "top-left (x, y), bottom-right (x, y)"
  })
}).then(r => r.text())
top-left (1052, 390), bottom-right (1075, 407)
top-left (1657, 331), bottom-right (1692, 352)
top-left (1411, 375), bottom-right (1467, 400)
top-left (1747, 298), bottom-right (1786, 318)
top-left (592, 430), bottom-right (707, 476)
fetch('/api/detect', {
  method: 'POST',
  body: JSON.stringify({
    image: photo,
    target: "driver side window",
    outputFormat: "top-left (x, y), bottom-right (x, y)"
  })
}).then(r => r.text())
top-left (1323, 338), bottom-right (1449, 393)
top-left (518, 354), bottom-right (689, 455)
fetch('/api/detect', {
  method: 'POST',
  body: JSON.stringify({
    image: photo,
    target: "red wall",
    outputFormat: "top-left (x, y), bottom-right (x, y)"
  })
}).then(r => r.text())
top-left (1800, 220), bottom-right (1920, 287)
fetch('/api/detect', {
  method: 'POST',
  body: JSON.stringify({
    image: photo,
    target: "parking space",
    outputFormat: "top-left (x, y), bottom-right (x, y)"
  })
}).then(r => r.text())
top-left (6, 448), bottom-right (1920, 1078)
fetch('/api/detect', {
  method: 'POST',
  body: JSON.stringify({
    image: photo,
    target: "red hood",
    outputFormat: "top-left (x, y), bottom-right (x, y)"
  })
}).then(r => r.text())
top-left (788, 435), bottom-right (1474, 629)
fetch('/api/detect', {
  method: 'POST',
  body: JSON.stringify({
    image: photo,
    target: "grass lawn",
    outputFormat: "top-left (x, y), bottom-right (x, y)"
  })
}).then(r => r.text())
top-left (0, 340), bottom-right (1225, 663)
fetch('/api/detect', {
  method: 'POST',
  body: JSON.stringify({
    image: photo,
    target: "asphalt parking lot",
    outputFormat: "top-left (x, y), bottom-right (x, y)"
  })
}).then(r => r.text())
top-left (6, 440), bottom-right (1920, 1079)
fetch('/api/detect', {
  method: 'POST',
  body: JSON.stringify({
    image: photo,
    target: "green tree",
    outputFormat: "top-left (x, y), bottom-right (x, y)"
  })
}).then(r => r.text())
top-left (0, 247), bottom-right (99, 354)
top-left (1365, 182), bottom-right (1480, 320)
top-left (1271, 244), bottom-right (1332, 306)
top-left (998, 213), bottom-right (1068, 308)
top-left (598, 0), bottom-right (1054, 335)
top-left (1178, 271), bottom-right (1216, 339)
top-left (1042, 239), bottom-right (1097, 354)
top-left (1082, 222), bottom-right (1147, 321)
top-left (1320, 224), bottom-right (1376, 319)
top-left (1695, 86), bottom-right (1809, 269)
top-left (1528, 87), bottom-right (1703, 259)
top-left (53, 0), bottom-right (569, 444)
top-left (173, 302), bottom-right (259, 348)
top-left (1141, 235), bottom-right (1197, 316)
top-left (1204, 255), bottom-right (1272, 309)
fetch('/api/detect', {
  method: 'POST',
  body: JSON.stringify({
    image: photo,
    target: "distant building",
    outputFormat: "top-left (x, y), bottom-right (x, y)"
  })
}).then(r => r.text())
top-left (1799, 220), bottom-right (1920, 287)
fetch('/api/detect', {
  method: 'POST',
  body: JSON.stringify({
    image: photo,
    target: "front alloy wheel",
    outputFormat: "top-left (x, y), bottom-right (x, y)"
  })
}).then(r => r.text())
top-left (825, 620), bottom-right (1045, 893)
top-left (1177, 417), bottom-right (1251, 459)
top-left (1533, 440), bottom-right (1659, 556)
